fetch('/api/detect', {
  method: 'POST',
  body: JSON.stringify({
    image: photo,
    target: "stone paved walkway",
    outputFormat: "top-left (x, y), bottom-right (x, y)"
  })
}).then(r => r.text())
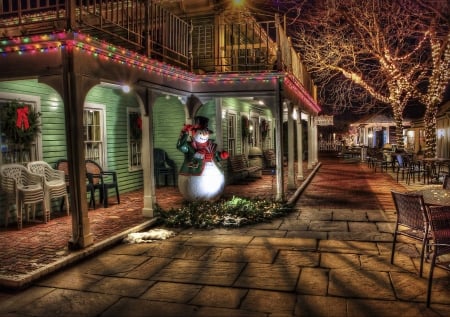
top-left (1, 155), bottom-right (450, 316)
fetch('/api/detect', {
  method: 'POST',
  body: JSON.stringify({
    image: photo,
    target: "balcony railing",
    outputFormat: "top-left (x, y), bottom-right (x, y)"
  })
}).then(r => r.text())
top-left (193, 20), bottom-right (279, 73)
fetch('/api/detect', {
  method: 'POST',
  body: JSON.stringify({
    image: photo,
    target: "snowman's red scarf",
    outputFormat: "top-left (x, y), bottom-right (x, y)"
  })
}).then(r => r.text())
top-left (192, 140), bottom-right (217, 162)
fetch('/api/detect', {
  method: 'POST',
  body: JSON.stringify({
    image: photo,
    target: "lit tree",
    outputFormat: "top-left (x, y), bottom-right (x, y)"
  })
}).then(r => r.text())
top-left (253, 0), bottom-right (450, 155)
top-left (415, 5), bottom-right (450, 157)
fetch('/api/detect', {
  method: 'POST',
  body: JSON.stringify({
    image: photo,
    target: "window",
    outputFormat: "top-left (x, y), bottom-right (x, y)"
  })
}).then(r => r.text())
top-left (0, 93), bottom-right (42, 165)
top-left (128, 108), bottom-right (142, 170)
top-left (83, 103), bottom-right (105, 166)
top-left (227, 111), bottom-right (237, 157)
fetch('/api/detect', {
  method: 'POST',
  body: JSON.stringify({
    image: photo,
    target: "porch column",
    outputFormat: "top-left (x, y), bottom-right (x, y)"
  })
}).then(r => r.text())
top-left (61, 49), bottom-right (94, 249)
top-left (287, 101), bottom-right (296, 189)
top-left (296, 108), bottom-right (304, 181)
top-left (308, 114), bottom-right (314, 169)
top-left (39, 72), bottom-right (95, 250)
top-left (139, 88), bottom-right (157, 217)
top-left (313, 115), bottom-right (319, 165)
top-left (215, 98), bottom-right (223, 149)
top-left (274, 83), bottom-right (284, 201)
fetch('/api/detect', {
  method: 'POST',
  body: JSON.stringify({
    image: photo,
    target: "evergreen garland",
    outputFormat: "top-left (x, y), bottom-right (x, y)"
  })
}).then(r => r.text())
top-left (0, 100), bottom-right (41, 146)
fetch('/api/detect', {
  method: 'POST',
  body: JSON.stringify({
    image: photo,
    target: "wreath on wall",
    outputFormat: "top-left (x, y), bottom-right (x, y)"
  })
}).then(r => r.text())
top-left (0, 100), bottom-right (41, 147)
top-left (241, 116), bottom-right (250, 138)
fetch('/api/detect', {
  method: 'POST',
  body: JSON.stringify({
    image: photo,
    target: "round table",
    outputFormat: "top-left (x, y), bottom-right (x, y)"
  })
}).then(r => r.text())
top-left (409, 187), bottom-right (450, 206)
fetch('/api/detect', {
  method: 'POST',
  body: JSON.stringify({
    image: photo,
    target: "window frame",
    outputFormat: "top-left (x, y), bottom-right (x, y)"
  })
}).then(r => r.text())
top-left (127, 107), bottom-right (143, 171)
top-left (83, 103), bottom-right (106, 167)
top-left (227, 110), bottom-right (237, 157)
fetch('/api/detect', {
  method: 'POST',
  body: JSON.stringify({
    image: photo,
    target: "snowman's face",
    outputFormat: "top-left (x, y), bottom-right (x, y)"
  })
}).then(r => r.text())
top-left (193, 129), bottom-right (209, 144)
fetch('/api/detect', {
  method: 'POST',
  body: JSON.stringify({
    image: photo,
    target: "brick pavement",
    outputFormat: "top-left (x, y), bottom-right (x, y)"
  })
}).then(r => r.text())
top-left (1, 154), bottom-right (450, 316)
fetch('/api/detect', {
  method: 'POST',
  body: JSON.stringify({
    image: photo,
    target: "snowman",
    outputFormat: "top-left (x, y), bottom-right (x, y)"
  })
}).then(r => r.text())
top-left (176, 116), bottom-right (229, 201)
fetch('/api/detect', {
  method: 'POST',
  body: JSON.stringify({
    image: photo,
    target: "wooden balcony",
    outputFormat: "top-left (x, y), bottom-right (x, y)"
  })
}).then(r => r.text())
top-left (0, 0), bottom-right (313, 87)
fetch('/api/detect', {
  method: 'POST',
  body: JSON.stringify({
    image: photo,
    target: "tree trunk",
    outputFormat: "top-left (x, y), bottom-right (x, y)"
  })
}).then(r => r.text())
top-left (392, 106), bottom-right (404, 151)
top-left (424, 103), bottom-right (439, 158)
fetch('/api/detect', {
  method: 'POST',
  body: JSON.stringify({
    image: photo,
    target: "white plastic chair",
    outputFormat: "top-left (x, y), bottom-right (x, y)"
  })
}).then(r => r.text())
top-left (27, 161), bottom-right (69, 216)
top-left (1, 164), bottom-right (48, 229)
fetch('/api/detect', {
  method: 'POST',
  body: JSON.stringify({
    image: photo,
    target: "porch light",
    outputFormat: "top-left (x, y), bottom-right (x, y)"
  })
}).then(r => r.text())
top-left (121, 85), bottom-right (130, 93)
top-left (232, 0), bottom-right (245, 7)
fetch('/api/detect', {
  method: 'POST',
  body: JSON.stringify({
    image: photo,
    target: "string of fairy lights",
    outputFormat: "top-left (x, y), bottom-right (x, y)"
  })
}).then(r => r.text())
top-left (0, 31), bottom-right (320, 114)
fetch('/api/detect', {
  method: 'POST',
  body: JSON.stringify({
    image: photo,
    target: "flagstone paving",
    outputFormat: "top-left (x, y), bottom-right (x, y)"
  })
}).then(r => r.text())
top-left (1, 154), bottom-right (450, 316)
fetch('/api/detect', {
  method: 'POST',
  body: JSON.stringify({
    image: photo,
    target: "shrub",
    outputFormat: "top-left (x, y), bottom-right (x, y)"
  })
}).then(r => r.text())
top-left (156, 196), bottom-right (293, 229)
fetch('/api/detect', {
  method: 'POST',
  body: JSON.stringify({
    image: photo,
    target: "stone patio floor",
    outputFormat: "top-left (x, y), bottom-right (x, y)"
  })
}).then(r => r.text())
top-left (1, 153), bottom-right (450, 316)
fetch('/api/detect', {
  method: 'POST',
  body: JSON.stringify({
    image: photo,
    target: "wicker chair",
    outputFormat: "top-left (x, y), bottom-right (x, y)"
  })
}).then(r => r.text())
top-left (85, 160), bottom-right (120, 208)
top-left (27, 161), bottom-right (69, 216)
top-left (424, 205), bottom-right (450, 307)
top-left (0, 164), bottom-right (48, 229)
top-left (390, 190), bottom-right (431, 277)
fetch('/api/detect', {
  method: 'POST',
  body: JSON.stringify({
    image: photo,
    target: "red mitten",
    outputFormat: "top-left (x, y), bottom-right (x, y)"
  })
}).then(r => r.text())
top-left (220, 151), bottom-right (229, 160)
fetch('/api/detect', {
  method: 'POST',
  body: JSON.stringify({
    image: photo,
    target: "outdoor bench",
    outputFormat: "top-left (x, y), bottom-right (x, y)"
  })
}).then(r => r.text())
top-left (229, 154), bottom-right (261, 182)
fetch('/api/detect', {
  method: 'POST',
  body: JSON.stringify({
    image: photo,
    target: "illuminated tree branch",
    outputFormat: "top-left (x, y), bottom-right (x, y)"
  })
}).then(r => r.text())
top-left (252, 0), bottom-right (449, 154)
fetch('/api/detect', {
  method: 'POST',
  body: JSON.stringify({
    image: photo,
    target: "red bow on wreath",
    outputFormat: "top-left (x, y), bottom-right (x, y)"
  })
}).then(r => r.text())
top-left (16, 107), bottom-right (30, 130)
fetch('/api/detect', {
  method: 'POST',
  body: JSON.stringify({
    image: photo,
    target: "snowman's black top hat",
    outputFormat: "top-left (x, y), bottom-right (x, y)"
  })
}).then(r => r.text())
top-left (193, 116), bottom-right (213, 133)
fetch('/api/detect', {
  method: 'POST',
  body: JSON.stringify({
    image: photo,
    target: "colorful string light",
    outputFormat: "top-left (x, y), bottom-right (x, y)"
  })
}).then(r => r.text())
top-left (0, 31), bottom-right (321, 114)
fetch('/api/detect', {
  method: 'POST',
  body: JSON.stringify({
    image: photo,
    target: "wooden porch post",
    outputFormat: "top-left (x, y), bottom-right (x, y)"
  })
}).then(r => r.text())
top-left (61, 45), bottom-right (95, 250)
top-left (313, 116), bottom-right (319, 165)
top-left (308, 114), bottom-right (314, 169)
top-left (274, 80), bottom-right (284, 201)
top-left (296, 107), bottom-right (304, 181)
top-left (287, 101), bottom-right (296, 189)
top-left (135, 87), bottom-right (156, 218)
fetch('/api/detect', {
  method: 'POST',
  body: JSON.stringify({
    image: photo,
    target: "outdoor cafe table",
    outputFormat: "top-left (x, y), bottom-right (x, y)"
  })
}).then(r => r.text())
top-left (419, 158), bottom-right (450, 184)
top-left (408, 186), bottom-right (450, 206)
top-left (421, 158), bottom-right (450, 163)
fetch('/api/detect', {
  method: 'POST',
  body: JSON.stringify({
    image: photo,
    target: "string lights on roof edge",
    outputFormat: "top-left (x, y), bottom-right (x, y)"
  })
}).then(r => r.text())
top-left (0, 30), bottom-right (320, 114)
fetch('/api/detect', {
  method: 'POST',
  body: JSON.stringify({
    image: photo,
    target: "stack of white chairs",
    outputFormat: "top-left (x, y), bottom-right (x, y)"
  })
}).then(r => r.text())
top-left (27, 161), bottom-right (69, 216)
top-left (1, 164), bottom-right (48, 229)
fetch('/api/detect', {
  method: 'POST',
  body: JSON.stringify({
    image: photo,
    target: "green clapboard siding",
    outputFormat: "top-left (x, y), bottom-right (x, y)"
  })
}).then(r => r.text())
top-left (152, 96), bottom-right (186, 185)
top-left (86, 86), bottom-right (143, 194)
